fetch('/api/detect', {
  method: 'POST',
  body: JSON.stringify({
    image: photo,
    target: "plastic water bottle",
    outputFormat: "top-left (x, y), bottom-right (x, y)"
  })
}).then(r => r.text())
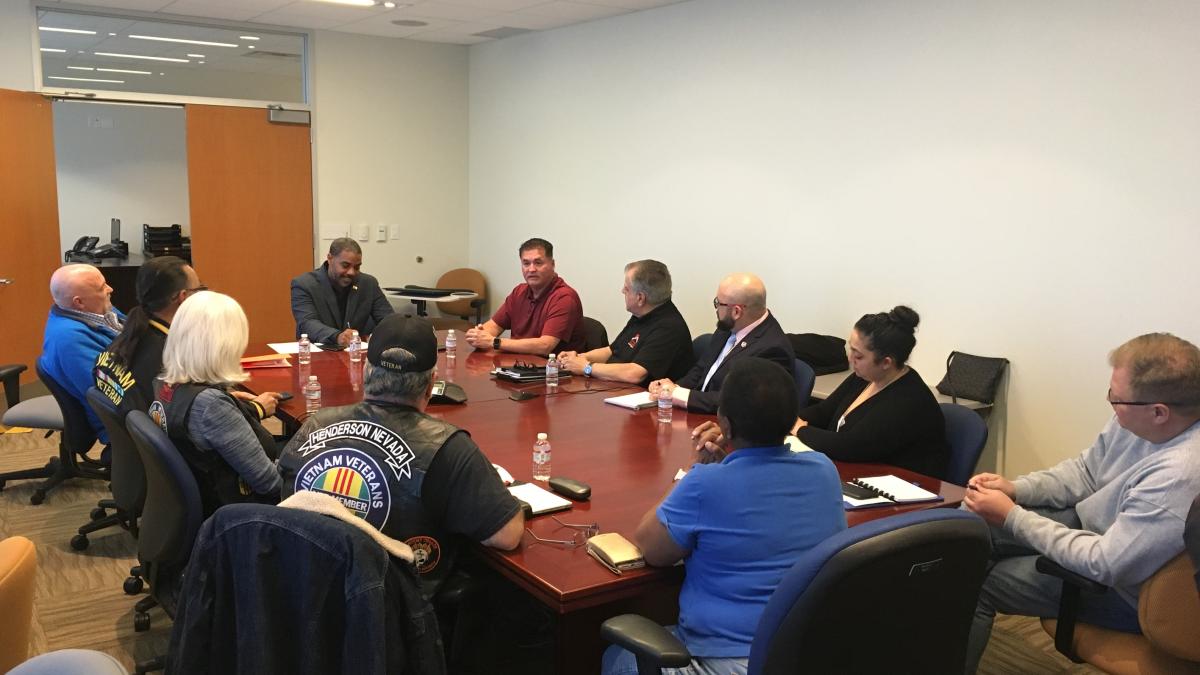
top-left (657, 387), bottom-right (674, 423)
top-left (546, 353), bottom-right (559, 388)
top-left (298, 333), bottom-right (311, 365)
top-left (348, 330), bottom-right (362, 363)
top-left (445, 329), bottom-right (457, 359)
top-left (304, 375), bottom-right (322, 414)
top-left (532, 433), bottom-right (551, 481)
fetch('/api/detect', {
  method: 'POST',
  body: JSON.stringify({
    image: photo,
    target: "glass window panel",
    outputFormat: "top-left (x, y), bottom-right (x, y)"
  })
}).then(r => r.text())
top-left (37, 8), bottom-right (307, 103)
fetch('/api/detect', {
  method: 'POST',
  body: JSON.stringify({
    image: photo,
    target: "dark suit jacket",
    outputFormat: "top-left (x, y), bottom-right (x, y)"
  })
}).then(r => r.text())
top-left (290, 263), bottom-right (394, 344)
top-left (676, 311), bottom-right (794, 413)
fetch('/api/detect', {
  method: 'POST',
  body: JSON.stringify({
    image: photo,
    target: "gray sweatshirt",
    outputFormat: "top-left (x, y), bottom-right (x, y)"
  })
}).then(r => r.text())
top-left (1006, 416), bottom-right (1200, 607)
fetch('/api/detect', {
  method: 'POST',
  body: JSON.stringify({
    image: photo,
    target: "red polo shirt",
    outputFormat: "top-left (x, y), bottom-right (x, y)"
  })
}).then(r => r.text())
top-left (491, 275), bottom-right (586, 352)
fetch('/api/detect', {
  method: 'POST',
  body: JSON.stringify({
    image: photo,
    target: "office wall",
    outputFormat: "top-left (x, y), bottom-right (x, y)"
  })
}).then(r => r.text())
top-left (468, 0), bottom-right (1200, 477)
top-left (311, 30), bottom-right (469, 293)
top-left (0, 0), bottom-right (34, 91)
top-left (53, 100), bottom-right (190, 252)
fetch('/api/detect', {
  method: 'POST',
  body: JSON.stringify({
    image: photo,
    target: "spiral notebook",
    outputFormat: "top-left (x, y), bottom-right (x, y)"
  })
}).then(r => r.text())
top-left (842, 474), bottom-right (943, 510)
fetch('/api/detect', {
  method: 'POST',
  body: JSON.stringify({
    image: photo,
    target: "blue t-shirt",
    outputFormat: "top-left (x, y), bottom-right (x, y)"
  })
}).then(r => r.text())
top-left (657, 445), bottom-right (847, 657)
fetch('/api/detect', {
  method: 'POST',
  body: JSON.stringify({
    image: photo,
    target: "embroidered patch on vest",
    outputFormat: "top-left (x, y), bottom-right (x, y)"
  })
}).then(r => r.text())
top-left (405, 535), bottom-right (441, 574)
top-left (296, 448), bottom-right (392, 529)
top-left (148, 400), bottom-right (167, 432)
top-left (628, 333), bottom-right (640, 349)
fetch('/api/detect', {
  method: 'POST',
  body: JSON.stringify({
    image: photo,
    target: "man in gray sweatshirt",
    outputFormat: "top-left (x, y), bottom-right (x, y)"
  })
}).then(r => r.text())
top-left (962, 333), bottom-right (1200, 673)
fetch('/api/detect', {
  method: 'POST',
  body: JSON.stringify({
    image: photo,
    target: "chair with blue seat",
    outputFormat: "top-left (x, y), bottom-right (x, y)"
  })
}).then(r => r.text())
top-left (0, 363), bottom-right (108, 504)
top-left (126, 409), bottom-right (205, 674)
top-left (792, 358), bottom-right (815, 405)
top-left (601, 509), bottom-right (992, 675)
top-left (941, 402), bottom-right (989, 487)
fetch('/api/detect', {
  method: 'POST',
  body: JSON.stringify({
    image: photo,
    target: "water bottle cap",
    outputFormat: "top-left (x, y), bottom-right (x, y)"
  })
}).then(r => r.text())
top-left (548, 354), bottom-right (555, 359)
top-left (447, 329), bottom-right (455, 335)
top-left (308, 375), bottom-right (318, 382)
top-left (351, 330), bottom-right (359, 337)
top-left (301, 334), bottom-right (308, 339)
top-left (537, 433), bottom-right (548, 440)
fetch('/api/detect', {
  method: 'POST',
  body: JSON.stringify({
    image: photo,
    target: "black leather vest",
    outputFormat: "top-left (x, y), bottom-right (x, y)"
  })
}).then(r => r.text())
top-left (277, 401), bottom-right (464, 590)
top-left (152, 381), bottom-right (277, 517)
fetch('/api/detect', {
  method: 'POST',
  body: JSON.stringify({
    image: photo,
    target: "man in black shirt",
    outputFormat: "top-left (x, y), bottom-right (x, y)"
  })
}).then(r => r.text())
top-left (277, 314), bottom-right (524, 593)
top-left (558, 259), bottom-right (694, 386)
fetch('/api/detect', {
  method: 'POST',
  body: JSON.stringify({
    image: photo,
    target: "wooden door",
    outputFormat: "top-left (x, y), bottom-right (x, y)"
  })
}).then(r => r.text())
top-left (186, 105), bottom-right (313, 346)
top-left (0, 90), bottom-right (63, 383)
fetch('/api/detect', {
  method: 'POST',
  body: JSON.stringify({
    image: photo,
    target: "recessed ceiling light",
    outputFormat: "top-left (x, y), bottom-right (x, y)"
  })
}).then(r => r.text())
top-left (198, 61), bottom-right (206, 64)
top-left (39, 27), bottom-right (97, 35)
top-left (49, 76), bottom-right (125, 83)
top-left (128, 34), bottom-right (238, 48)
top-left (67, 66), bottom-right (95, 71)
top-left (391, 19), bottom-right (427, 26)
top-left (108, 32), bottom-right (117, 36)
top-left (187, 53), bottom-right (205, 58)
top-left (383, 1), bottom-right (396, 7)
top-left (40, 47), bottom-right (67, 53)
top-left (240, 35), bottom-right (260, 40)
top-left (248, 45), bottom-right (256, 49)
top-left (95, 51), bottom-right (190, 63)
top-left (97, 68), bottom-right (152, 74)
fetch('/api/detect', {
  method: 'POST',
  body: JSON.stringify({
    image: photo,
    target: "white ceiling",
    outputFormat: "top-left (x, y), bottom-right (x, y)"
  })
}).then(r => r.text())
top-left (37, 0), bottom-right (689, 45)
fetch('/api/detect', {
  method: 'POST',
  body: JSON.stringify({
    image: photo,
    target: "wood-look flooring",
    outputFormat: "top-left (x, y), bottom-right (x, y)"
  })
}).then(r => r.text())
top-left (0, 425), bottom-right (1102, 674)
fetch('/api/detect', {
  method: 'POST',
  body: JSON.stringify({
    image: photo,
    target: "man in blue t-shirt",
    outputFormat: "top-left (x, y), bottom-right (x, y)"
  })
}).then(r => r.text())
top-left (602, 358), bottom-right (847, 675)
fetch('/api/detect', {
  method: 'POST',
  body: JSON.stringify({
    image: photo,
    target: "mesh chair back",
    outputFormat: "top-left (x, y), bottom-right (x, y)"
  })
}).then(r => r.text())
top-left (86, 388), bottom-right (146, 516)
top-left (749, 510), bottom-right (991, 675)
top-left (692, 333), bottom-right (713, 362)
top-left (941, 403), bottom-right (989, 487)
top-left (581, 317), bottom-right (608, 352)
top-left (125, 411), bottom-right (202, 573)
top-left (436, 268), bottom-right (487, 319)
top-left (34, 362), bottom-right (97, 456)
top-left (792, 359), bottom-right (816, 404)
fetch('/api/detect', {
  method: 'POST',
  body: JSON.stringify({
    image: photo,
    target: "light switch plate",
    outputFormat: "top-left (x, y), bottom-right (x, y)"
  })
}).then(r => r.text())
top-left (353, 223), bottom-right (370, 241)
top-left (389, 224), bottom-right (402, 240)
top-left (376, 225), bottom-right (387, 242)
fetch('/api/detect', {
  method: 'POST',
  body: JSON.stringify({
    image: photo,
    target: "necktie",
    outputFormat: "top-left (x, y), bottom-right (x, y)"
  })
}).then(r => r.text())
top-left (701, 334), bottom-right (738, 391)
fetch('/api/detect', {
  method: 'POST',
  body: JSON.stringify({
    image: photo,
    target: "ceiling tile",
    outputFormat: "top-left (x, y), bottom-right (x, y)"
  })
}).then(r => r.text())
top-left (582, 0), bottom-right (682, 9)
top-left (438, 0), bottom-right (546, 12)
top-left (520, 1), bottom-right (627, 21)
top-left (333, 12), bottom-right (456, 37)
top-left (405, 29), bottom-right (492, 44)
top-left (398, 1), bottom-right (499, 22)
top-left (493, 11), bottom-right (576, 30)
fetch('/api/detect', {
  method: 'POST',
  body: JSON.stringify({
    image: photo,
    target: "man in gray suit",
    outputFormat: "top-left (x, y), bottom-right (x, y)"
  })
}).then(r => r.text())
top-left (290, 238), bottom-right (394, 346)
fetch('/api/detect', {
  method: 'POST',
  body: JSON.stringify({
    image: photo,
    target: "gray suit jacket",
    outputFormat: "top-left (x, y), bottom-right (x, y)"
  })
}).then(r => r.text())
top-left (290, 263), bottom-right (394, 344)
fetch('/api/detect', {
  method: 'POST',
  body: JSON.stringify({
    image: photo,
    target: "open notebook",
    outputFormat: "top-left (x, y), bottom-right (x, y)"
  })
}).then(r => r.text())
top-left (842, 475), bottom-right (942, 510)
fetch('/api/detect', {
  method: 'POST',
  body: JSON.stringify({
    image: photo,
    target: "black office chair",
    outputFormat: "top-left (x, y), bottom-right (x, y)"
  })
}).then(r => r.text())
top-left (0, 364), bottom-right (61, 495)
top-left (602, 509), bottom-right (991, 674)
top-left (167, 502), bottom-right (446, 674)
top-left (0, 363), bottom-right (109, 505)
top-left (71, 388), bottom-right (145, 552)
top-left (581, 316), bottom-right (608, 352)
top-left (126, 410), bottom-right (204, 674)
top-left (1, 363), bottom-right (25, 410)
top-left (941, 402), bottom-right (989, 487)
top-left (691, 333), bottom-right (712, 362)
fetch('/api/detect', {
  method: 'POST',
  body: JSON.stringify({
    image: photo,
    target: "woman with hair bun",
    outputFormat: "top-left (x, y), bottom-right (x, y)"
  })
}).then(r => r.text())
top-left (793, 305), bottom-right (949, 479)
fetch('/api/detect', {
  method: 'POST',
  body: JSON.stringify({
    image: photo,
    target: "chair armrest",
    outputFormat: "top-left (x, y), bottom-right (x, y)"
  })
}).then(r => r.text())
top-left (1, 363), bottom-right (28, 409)
top-left (1035, 556), bottom-right (1108, 593)
top-left (1036, 556), bottom-right (1109, 663)
top-left (601, 614), bottom-right (692, 674)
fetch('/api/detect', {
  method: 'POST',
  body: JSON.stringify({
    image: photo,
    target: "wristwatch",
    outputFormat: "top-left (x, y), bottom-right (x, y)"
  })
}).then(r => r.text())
top-left (583, 363), bottom-right (593, 378)
top-left (493, 337), bottom-right (501, 351)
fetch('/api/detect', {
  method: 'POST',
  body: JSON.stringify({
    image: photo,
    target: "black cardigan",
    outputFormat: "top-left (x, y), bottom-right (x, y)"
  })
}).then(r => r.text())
top-left (796, 368), bottom-right (949, 480)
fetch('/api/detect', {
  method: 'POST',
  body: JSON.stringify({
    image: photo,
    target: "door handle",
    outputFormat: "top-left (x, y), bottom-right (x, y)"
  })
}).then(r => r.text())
top-left (0, 278), bottom-right (12, 286)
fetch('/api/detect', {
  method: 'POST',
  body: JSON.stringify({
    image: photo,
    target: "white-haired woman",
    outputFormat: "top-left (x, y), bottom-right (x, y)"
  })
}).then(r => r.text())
top-left (152, 291), bottom-right (283, 515)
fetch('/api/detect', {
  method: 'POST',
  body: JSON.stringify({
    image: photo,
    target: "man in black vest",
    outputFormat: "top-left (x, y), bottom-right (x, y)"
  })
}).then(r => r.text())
top-left (277, 314), bottom-right (524, 592)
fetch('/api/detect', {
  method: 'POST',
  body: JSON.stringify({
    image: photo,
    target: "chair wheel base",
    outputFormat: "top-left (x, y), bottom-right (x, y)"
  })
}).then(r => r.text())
top-left (90, 506), bottom-right (107, 521)
top-left (124, 576), bottom-right (144, 595)
top-left (70, 534), bottom-right (89, 551)
top-left (31, 490), bottom-right (46, 505)
top-left (134, 611), bottom-right (151, 632)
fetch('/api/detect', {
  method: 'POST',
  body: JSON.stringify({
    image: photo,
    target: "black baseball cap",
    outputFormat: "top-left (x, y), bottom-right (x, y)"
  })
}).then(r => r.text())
top-left (366, 315), bottom-right (438, 372)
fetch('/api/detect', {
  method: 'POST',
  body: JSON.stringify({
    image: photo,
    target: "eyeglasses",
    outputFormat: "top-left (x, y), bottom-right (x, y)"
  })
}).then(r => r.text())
top-left (524, 516), bottom-right (600, 548)
top-left (183, 284), bottom-right (209, 295)
top-left (1106, 389), bottom-right (1181, 407)
top-left (712, 298), bottom-right (743, 309)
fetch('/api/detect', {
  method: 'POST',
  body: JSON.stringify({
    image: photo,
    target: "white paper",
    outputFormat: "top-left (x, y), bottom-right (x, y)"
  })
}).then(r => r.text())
top-left (785, 435), bottom-right (814, 453)
top-left (508, 482), bottom-right (572, 515)
top-left (604, 391), bottom-right (656, 410)
top-left (268, 341), bottom-right (324, 355)
top-left (673, 468), bottom-right (688, 482)
top-left (492, 463), bottom-right (514, 485)
top-left (855, 475), bottom-right (940, 503)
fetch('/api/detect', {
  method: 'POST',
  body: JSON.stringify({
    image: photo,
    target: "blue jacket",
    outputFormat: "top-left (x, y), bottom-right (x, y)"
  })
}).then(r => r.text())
top-left (38, 306), bottom-right (122, 444)
top-left (168, 503), bottom-right (446, 674)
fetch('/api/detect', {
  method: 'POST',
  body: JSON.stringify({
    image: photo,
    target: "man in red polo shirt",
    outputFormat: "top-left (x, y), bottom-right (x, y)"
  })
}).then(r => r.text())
top-left (465, 238), bottom-right (587, 354)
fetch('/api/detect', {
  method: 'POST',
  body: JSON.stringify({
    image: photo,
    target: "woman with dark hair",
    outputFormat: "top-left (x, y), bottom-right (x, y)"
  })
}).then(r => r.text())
top-left (94, 256), bottom-right (202, 415)
top-left (793, 305), bottom-right (949, 479)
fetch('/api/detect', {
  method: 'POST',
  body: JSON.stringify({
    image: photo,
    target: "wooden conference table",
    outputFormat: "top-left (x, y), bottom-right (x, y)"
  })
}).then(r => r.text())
top-left (244, 345), bottom-right (967, 671)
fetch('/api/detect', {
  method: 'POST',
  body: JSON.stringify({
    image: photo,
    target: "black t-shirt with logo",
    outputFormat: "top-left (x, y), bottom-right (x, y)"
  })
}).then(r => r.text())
top-left (608, 300), bottom-right (695, 386)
